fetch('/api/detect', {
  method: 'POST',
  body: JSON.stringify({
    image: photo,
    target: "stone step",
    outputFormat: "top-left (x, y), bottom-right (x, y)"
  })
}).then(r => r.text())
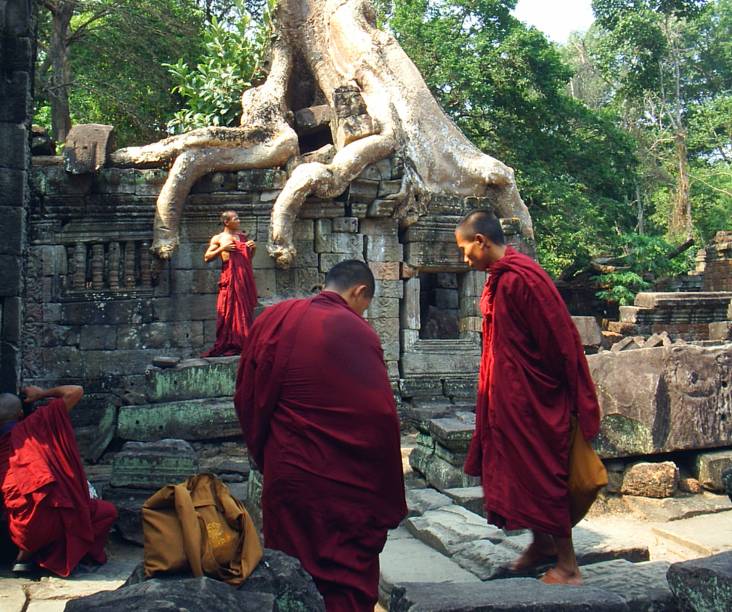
top-left (387, 579), bottom-right (628, 611)
top-left (443, 486), bottom-right (484, 516)
top-left (652, 510), bottom-right (732, 556)
top-left (117, 398), bottom-right (240, 442)
top-left (379, 527), bottom-right (480, 606)
top-left (145, 356), bottom-right (239, 402)
top-left (667, 551), bottom-right (732, 612)
top-left (405, 506), bottom-right (503, 556)
top-left (581, 559), bottom-right (675, 612)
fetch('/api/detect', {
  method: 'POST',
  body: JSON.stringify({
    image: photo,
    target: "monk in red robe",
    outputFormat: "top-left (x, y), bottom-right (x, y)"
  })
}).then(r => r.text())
top-left (235, 260), bottom-right (407, 611)
top-left (0, 385), bottom-right (117, 576)
top-left (455, 210), bottom-right (601, 585)
top-left (203, 210), bottom-right (258, 356)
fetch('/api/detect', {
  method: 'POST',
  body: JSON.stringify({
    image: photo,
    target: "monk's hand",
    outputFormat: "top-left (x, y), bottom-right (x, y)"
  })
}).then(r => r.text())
top-left (221, 243), bottom-right (237, 253)
top-left (21, 385), bottom-right (44, 403)
top-left (245, 240), bottom-right (256, 252)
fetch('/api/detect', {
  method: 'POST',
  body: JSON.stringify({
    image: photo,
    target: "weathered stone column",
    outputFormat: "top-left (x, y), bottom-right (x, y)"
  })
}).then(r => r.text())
top-left (0, 1), bottom-right (35, 391)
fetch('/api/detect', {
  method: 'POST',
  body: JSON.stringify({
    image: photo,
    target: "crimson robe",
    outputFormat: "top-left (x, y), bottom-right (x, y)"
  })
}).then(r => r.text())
top-left (464, 247), bottom-right (600, 538)
top-left (235, 291), bottom-right (407, 611)
top-left (0, 399), bottom-right (117, 576)
top-left (203, 233), bottom-right (258, 357)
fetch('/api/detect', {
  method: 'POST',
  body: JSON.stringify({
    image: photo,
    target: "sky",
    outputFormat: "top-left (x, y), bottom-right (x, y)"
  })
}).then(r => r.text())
top-left (513, 0), bottom-right (595, 43)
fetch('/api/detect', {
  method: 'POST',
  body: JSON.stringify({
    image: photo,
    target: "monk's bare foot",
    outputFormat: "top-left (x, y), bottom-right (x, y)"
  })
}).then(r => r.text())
top-left (509, 542), bottom-right (558, 572)
top-left (541, 566), bottom-right (583, 586)
top-left (15, 549), bottom-right (33, 563)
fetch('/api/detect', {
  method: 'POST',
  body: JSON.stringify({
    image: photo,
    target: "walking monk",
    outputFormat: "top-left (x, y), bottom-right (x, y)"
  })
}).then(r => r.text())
top-left (235, 260), bottom-right (407, 611)
top-left (203, 210), bottom-right (258, 356)
top-left (0, 385), bottom-right (116, 575)
top-left (454, 210), bottom-right (601, 585)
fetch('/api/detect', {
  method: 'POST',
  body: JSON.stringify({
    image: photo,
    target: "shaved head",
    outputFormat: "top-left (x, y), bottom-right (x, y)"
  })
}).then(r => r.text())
top-left (456, 209), bottom-right (505, 246)
top-left (0, 393), bottom-right (22, 424)
top-left (324, 260), bottom-right (375, 298)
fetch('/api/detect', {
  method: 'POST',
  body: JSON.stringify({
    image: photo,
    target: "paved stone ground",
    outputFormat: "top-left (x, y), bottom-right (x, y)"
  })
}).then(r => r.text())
top-left (1, 434), bottom-right (730, 611)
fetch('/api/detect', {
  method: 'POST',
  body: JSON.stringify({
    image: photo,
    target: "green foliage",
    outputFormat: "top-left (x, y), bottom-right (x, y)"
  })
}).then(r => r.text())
top-left (597, 233), bottom-right (695, 304)
top-left (34, 0), bottom-right (206, 148)
top-left (165, 0), bottom-right (273, 132)
top-left (383, 0), bottom-right (639, 276)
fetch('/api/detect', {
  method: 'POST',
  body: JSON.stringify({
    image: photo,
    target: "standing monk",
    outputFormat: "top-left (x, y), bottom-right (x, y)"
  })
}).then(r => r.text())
top-left (0, 385), bottom-right (117, 575)
top-left (235, 260), bottom-right (407, 611)
top-left (203, 210), bottom-right (258, 357)
top-left (454, 210), bottom-right (601, 585)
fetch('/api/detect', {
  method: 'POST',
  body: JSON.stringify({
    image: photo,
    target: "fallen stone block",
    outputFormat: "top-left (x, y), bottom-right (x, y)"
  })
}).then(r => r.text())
top-left (379, 533), bottom-right (480, 604)
top-left (406, 488), bottom-right (453, 517)
top-left (65, 576), bottom-right (275, 611)
top-left (117, 398), bottom-right (240, 442)
top-left (653, 510), bottom-right (732, 557)
top-left (621, 461), bottom-right (679, 498)
top-left (102, 487), bottom-right (151, 545)
top-left (452, 539), bottom-right (517, 580)
top-left (409, 445), bottom-right (480, 490)
top-left (581, 559), bottom-right (675, 612)
top-left (667, 551), bottom-right (732, 612)
top-left (388, 579), bottom-right (629, 611)
top-left (405, 505), bottom-right (503, 556)
top-left (443, 486), bottom-right (484, 516)
top-left (695, 449), bottom-right (732, 492)
top-left (572, 316), bottom-right (603, 347)
top-left (110, 439), bottom-right (199, 489)
top-left (145, 356), bottom-right (238, 401)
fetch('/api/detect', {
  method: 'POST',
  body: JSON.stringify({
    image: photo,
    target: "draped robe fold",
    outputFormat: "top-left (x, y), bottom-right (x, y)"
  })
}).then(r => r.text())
top-left (235, 291), bottom-right (407, 611)
top-left (464, 247), bottom-right (600, 538)
top-left (0, 399), bottom-right (117, 576)
top-left (203, 233), bottom-right (258, 357)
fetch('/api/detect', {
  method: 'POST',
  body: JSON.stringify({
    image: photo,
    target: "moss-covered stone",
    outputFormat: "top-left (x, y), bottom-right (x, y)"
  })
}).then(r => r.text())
top-left (146, 358), bottom-right (238, 402)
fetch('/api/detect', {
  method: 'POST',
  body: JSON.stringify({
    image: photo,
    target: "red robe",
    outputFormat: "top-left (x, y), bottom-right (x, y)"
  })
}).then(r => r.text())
top-left (0, 399), bottom-right (117, 576)
top-left (203, 233), bottom-right (258, 357)
top-left (235, 291), bottom-right (407, 611)
top-left (464, 247), bottom-right (600, 538)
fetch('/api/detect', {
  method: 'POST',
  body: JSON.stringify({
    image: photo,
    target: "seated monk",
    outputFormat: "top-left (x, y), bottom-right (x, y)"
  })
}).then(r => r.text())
top-left (0, 385), bottom-right (117, 575)
top-left (203, 210), bottom-right (258, 357)
top-left (235, 260), bottom-right (407, 611)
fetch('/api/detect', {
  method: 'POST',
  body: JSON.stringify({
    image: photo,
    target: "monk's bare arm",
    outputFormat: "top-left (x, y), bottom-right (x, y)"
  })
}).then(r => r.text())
top-left (22, 385), bottom-right (84, 412)
top-left (204, 235), bottom-right (223, 263)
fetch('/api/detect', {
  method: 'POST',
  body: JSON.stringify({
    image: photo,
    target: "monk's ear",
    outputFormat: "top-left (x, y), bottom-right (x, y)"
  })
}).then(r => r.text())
top-left (474, 233), bottom-right (488, 249)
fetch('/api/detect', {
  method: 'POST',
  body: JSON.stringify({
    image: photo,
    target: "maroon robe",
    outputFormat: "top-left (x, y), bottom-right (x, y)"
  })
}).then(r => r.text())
top-left (235, 291), bottom-right (407, 611)
top-left (0, 399), bottom-right (117, 576)
top-left (203, 233), bottom-right (258, 357)
top-left (464, 247), bottom-right (600, 538)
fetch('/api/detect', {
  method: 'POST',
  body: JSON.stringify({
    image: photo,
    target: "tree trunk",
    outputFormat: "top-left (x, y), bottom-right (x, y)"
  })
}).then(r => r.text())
top-left (670, 129), bottom-right (692, 239)
top-left (113, 0), bottom-right (533, 265)
top-left (48, 1), bottom-right (75, 144)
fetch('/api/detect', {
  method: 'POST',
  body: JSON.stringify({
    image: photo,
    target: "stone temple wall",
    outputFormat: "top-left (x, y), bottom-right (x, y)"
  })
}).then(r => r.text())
top-left (0, 0), bottom-right (34, 392)
top-left (24, 158), bottom-right (528, 418)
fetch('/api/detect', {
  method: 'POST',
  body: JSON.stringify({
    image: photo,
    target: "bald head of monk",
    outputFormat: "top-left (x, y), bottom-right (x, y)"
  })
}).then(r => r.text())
top-left (324, 259), bottom-right (375, 316)
top-left (454, 209), bottom-right (507, 271)
top-left (0, 393), bottom-right (22, 427)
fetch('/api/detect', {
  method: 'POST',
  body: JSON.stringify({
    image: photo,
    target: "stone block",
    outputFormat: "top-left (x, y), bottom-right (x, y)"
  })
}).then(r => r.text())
top-left (400, 377), bottom-right (444, 400)
top-left (0, 72), bottom-right (30, 124)
top-left (294, 104), bottom-right (331, 133)
top-left (409, 445), bottom-right (480, 491)
top-left (64, 124), bottom-right (115, 174)
top-left (0, 579), bottom-right (26, 612)
top-left (190, 171), bottom-right (237, 193)
top-left (5, 0), bottom-right (32, 36)
top-left (429, 415), bottom-right (475, 451)
top-left (443, 378), bottom-right (477, 402)
top-left (365, 296), bottom-right (399, 319)
top-left (0, 123), bottom-right (27, 171)
top-left (331, 232), bottom-right (363, 254)
top-left (389, 579), bottom-right (629, 611)
top-left (373, 279), bottom-right (403, 299)
top-left (80, 324), bottom-right (117, 350)
top-left (62, 299), bottom-right (154, 326)
top-left (438, 485), bottom-right (481, 514)
top-left (0, 255), bottom-right (21, 296)
top-left (621, 461), bottom-right (679, 498)
top-left (292, 241), bottom-right (319, 267)
top-left (667, 552), bottom-right (732, 612)
top-left (360, 218), bottom-right (398, 236)
top-left (588, 345), bottom-right (732, 458)
top-left (2, 296), bottom-right (21, 344)
top-left (146, 357), bottom-right (238, 401)
top-left (41, 346), bottom-right (82, 379)
top-left (400, 277), bottom-right (420, 329)
top-left (452, 540), bottom-right (518, 580)
top-left (695, 449), bottom-right (732, 492)
top-left (332, 217), bottom-right (358, 233)
top-left (237, 168), bottom-right (287, 191)
top-left (679, 476), bottom-right (703, 494)
top-left (368, 261), bottom-right (400, 280)
top-left (406, 488), bottom-right (453, 517)
top-left (319, 252), bottom-right (363, 273)
top-left (348, 178), bottom-right (379, 202)
top-left (43, 302), bottom-right (62, 322)
top-left (379, 534), bottom-right (480, 604)
top-left (0, 206), bottom-right (24, 255)
top-left (111, 439), bottom-right (199, 489)
top-left (364, 234), bottom-right (402, 262)
top-left (579, 559), bottom-right (675, 611)
top-left (572, 316), bottom-right (603, 346)
top-left (709, 321), bottom-right (732, 342)
top-left (83, 349), bottom-right (155, 379)
top-left (117, 398), bottom-right (240, 441)
top-left (367, 198), bottom-right (398, 217)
